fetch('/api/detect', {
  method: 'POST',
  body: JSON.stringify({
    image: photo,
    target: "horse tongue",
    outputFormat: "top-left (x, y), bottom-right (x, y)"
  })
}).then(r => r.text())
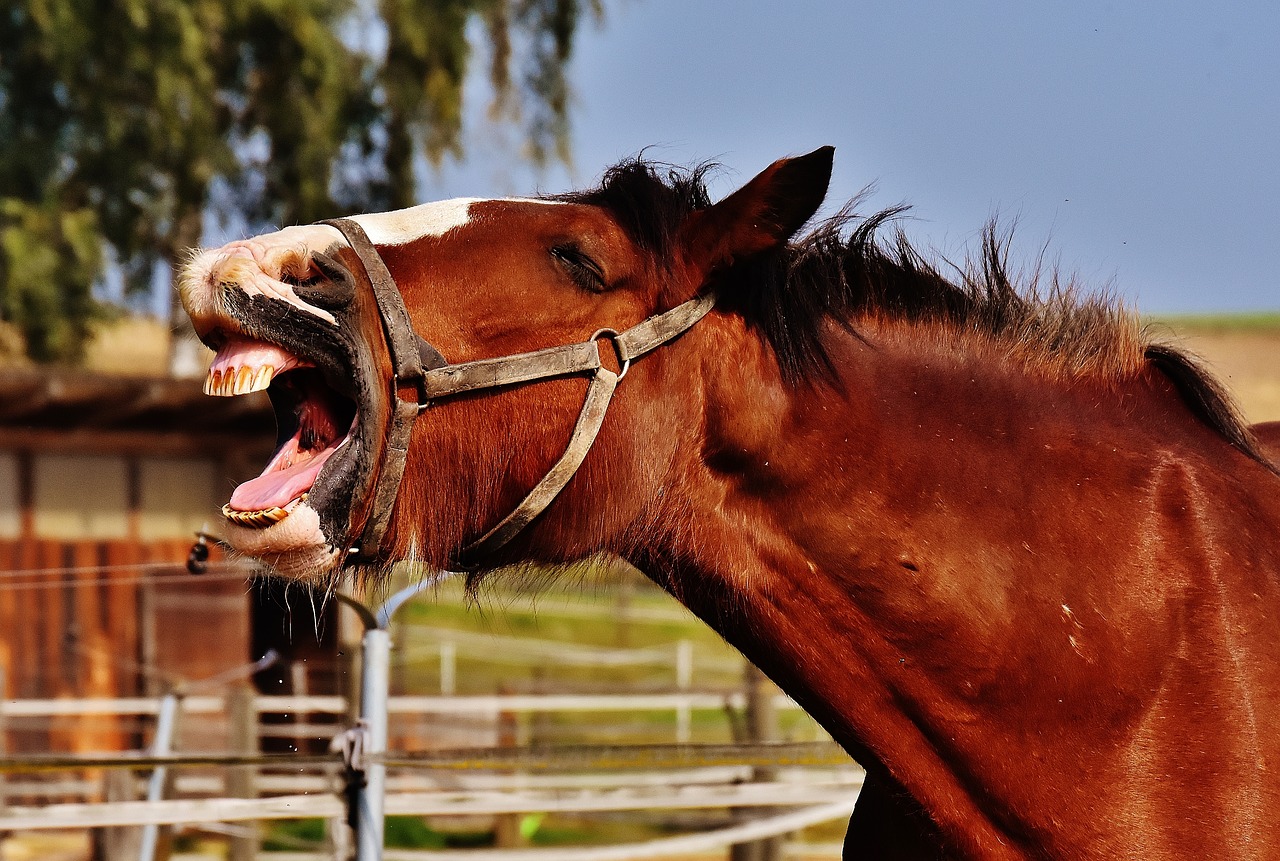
top-left (212, 337), bottom-right (297, 374)
top-left (228, 445), bottom-right (340, 511)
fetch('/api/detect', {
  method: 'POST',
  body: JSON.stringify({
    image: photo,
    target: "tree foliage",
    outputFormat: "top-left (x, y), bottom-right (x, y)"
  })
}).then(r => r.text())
top-left (0, 0), bottom-right (598, 362)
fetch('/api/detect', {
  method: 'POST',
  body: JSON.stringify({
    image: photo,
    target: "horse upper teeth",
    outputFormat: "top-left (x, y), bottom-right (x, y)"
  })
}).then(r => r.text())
top-left (205, 364), bottom-right (275, 397)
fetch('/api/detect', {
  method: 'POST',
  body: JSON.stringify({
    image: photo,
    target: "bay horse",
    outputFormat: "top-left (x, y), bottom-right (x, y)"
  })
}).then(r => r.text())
top-left (180, 147), bottom-right (1280, 859)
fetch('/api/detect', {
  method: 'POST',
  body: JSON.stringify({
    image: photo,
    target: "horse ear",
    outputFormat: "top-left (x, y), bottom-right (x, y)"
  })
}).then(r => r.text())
top-left (681, 146), bottom-right (834, 276)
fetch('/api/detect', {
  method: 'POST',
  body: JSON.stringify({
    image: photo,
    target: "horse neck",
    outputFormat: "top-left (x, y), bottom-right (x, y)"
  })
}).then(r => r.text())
top-left (627, 318), bottom-right (1037, 723)
top-left (625, 316), bottom-right (1265, 854)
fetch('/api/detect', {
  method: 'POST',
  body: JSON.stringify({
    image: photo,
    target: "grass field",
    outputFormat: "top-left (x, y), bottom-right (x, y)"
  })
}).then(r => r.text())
top-left (388, 568), bottom-right (828, 743)
top-left (1150, 312), bottom-right (1280, 332)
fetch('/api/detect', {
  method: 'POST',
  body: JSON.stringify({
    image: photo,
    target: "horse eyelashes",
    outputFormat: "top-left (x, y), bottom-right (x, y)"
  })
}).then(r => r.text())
top-left (550, 244), bottom-right (607, 293)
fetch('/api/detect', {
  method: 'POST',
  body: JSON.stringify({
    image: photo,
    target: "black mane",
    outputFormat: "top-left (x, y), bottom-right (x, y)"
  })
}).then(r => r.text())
top-left (554, 158), bottom-right (1269, 470)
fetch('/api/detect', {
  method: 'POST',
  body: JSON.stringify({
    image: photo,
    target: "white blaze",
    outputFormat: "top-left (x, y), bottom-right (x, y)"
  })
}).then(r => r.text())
top-left (351, 198), bottom-right (480, 246)
top-left (348, 196), bottom-right (566, 246)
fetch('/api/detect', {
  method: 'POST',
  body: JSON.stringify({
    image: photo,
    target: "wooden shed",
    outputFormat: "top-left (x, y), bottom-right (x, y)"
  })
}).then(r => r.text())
top-left (0, 368), bottom-right (342, 753)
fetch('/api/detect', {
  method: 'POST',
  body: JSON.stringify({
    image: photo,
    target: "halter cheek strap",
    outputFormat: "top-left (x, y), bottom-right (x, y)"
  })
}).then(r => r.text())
top-left (322, 217), bottom-right (715, 570)
top-left (320, 218), bottom-right (436, 564)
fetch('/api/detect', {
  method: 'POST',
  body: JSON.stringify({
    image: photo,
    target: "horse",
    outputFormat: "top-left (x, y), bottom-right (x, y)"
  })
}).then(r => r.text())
top-left (180, 147), bottom-right (1280, 859)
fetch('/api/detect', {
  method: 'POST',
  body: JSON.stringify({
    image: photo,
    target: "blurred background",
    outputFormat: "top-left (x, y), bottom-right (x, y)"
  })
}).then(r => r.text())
top-left (1, 1), bottom-right (1276, 859)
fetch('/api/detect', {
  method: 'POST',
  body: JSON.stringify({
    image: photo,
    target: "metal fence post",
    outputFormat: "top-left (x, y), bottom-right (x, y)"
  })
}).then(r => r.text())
top-left (138, 691), bottom-right (181, 861)
top-left (356, 625), bottom-right (390, 861)
top-left (338, 569), bottom-right (455, 861)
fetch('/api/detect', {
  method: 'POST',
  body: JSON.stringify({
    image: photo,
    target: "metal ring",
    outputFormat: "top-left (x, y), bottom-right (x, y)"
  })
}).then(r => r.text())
top-left (589, 328), bottom-right (630, 380)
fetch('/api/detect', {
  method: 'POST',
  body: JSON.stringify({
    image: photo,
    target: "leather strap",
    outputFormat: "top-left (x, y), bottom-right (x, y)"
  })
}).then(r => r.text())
top-left (424, 340), bottom-right (602, 399)
top-left (616, 293), bottom-right (716, 362)
top-left (321, 217), bottom-right (432, 559)
top-left (433, 296), bottom-right (712, 567)
top-left (321, 218), bottom-right (437, 382)
top-left (361, 396), bottom-right (419, 556)
top-left (422, 295), bottom-right (715, 402)
top-left (456, 365), bottom-right (620, 567)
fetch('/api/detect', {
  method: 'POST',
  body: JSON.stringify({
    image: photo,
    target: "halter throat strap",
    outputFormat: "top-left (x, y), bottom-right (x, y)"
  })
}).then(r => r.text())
top-left (322, 217), bottom-right (715, 570)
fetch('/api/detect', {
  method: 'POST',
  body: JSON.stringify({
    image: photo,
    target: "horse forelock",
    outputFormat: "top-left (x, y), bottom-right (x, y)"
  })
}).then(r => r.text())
top-left (548, 158), bottom-right (715, 262)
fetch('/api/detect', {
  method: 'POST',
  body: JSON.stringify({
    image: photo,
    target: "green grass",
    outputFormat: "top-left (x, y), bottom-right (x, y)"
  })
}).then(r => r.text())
top-left (1146, 311), bottom-right (1280, 333)
top-left (260, 813), bottom-right (851, 855)
top-left (262, 816), bottom-right (494, 851)
top-left (391, 572), bottom-right (752, 700)
top-left (261, 817), bottom-right (328, 851)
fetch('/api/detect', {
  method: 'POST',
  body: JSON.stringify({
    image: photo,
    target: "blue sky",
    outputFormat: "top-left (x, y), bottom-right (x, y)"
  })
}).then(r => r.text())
top-left (422, 0), bottom-right (1279, 314)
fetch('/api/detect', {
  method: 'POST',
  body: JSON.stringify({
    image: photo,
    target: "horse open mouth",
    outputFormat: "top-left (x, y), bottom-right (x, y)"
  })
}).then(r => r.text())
top-left (206, 336), bottom-right (358, 530)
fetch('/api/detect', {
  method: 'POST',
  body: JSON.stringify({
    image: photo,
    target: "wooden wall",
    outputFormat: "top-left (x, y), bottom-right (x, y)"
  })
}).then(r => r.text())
top-left (0, 538), bottom-right (249, 754)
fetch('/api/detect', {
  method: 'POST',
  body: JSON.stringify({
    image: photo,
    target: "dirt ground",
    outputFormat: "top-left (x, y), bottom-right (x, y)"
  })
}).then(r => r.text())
top-left (1157, 326), bottom-right (1280, 424)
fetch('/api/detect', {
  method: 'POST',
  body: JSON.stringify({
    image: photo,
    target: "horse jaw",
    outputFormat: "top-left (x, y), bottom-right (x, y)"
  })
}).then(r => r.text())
top-left (219, 501), bottom-right (343, 582)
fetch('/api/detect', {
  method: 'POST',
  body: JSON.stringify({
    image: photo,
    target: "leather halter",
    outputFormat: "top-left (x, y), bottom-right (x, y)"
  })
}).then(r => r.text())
top-left (323, 217), bottom-right (715, 570)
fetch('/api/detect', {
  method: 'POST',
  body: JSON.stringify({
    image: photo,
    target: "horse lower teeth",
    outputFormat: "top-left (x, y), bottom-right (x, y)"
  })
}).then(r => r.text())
top-left (222, 504), bottom-right (289, 529)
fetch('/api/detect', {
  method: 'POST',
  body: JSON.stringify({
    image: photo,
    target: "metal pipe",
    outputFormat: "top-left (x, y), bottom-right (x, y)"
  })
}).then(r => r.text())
top-left (375, 570), bottom-right (456, 629)
top-left (138, 692), bottom-right (180, 861)
top-left (355, 626), bottom-right (390, 861)
top-left (346, 569), bottom-right (455, 861)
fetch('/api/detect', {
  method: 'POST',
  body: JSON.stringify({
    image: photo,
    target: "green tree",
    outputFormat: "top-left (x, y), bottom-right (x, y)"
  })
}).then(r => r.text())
top-left (0, 0), bottom-right (599, 364)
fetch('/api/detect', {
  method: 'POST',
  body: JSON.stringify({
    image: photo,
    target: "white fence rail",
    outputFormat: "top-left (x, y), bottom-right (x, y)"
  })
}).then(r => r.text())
top-left (1, 691), bottom-right (804, 719)
top-left (156, 803), bottom-right (858, 861)
top-left (0, 776), bottom-right (863, 830)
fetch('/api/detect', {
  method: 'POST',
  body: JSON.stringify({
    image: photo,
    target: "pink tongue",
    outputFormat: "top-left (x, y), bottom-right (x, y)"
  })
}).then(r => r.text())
top-left (211, 336), bottom-right (307, 375)
top-left (229, 443), bottom-right (341, 511)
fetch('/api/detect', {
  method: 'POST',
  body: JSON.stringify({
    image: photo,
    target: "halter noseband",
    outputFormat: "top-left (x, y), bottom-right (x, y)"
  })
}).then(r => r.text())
top-left (322, 217), bottom-right (715, 570)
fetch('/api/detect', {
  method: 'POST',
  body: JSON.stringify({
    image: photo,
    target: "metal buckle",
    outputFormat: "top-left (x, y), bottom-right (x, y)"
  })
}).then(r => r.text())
top-left (590, 328), bottom-right (630, 380)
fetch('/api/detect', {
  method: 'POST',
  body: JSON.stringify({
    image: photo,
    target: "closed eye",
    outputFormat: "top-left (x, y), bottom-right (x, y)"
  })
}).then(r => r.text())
top-left (550, 244), bottom-right (607, 293)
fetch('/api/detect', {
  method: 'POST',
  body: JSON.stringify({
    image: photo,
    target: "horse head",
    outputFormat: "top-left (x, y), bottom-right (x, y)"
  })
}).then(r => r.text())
top-left (180, 148), bottom-right (834, 584)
